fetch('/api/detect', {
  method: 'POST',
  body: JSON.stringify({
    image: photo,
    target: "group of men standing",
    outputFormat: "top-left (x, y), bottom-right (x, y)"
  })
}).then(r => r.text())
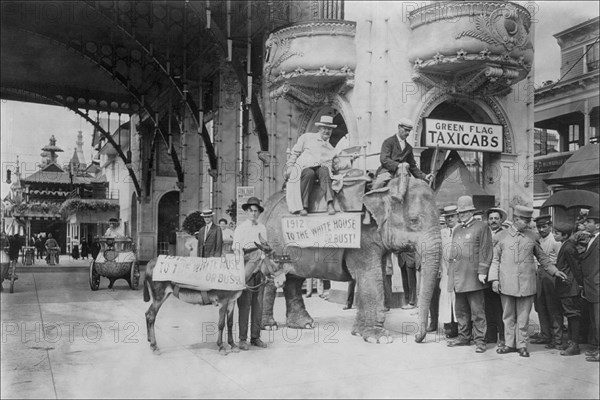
top-left (436, 196), bottom-right (599, 360)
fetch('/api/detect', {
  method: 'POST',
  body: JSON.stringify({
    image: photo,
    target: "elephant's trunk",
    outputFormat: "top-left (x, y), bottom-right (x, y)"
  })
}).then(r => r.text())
top-left (414, 228), bottom-right (441, 343)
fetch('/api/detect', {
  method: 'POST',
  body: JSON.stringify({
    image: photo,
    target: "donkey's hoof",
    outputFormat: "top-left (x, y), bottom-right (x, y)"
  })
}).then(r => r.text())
top-left (151, 346), bottom-right (161, 355)
top-left (415, 331), bottom-right (426, 343)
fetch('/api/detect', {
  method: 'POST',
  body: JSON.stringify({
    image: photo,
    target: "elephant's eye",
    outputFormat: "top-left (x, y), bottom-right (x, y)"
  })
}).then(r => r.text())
top-left (407, 215), bottom-right (423, 230)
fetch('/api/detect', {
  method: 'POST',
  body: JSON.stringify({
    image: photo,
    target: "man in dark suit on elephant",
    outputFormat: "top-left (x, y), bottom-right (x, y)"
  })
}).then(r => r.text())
top-left (371, 118), bottom-right (431, 190)
top-left (447, 196), bottom-right (493, 353)
top-left (196, 209), bottom-right (223, 258)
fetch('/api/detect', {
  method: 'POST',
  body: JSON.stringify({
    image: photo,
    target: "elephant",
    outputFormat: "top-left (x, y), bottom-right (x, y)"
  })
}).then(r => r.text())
top-left (260, 166), bottom-right (442, 343)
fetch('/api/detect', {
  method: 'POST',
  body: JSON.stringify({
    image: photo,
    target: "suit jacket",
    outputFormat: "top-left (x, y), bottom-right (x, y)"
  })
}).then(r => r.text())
top-left (580, 234), bottom-right (599, 304)
top-left (555, 238), bottom-right (583, 298)
top-left (376, 135), bottom-right (427, 180)
top-left (448, 219), bottom-right (493, 293)
top-left (197, 223), bottom-right (223, 258)
top-left (488, 226), bottom-right (558, 297)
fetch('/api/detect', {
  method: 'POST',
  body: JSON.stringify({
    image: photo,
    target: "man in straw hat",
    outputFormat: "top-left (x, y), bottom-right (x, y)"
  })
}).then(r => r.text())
top-left (483, 207), bottom-right (508, 347)
top-left (104, 217), bottom-right (125, 238)
top-left (233, 196), bottom-right (268, 350)
top-left (446, 196), bottom-right (492, 353)
top-left (371, 118), bottom-right (432, 190)
top-left (489, 205), bottom-right (567, 358)
top-left (196, 209), bottom-right (223, 258)
top-left (284, 115), bottom-right (340, 216)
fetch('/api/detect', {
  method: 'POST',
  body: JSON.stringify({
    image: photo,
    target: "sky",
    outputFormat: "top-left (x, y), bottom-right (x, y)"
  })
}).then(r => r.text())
top-left (1, 1), bottom-right (599, 197)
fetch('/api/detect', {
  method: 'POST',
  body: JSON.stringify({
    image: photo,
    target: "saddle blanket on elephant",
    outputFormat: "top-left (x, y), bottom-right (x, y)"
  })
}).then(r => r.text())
top-left (153, 254), bottom-right (245, 291)
top-left (281, 213), bottom-right (362, 248)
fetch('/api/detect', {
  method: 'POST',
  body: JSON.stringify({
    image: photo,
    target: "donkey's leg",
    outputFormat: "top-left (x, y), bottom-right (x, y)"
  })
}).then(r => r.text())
top-left (227, 300), bottom-right (240, 353)
top-left (217, 303), bottom-right (228, 355)
top-left (145, 281), bottom-right (171, 354)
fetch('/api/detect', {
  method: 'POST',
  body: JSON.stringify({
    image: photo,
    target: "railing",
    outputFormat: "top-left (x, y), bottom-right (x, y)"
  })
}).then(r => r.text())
top-left (69, 187), bottom-right (120, 200)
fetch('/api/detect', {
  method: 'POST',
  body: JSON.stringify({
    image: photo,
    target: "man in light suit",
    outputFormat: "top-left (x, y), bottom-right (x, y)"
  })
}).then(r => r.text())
top-left (371, 118), bottom-right (431, 189)
top-left (580, 209), bottom-right (599, 362)
top-left (196, 209), bottom-right (223, 258)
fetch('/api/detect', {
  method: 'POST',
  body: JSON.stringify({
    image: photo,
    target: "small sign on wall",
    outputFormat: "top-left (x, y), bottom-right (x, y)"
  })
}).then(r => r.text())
top-left (236, 186), bottom-right (255, 224)
top-left (424, 118), bottom-right (503, 153)
top-left (281, 213), bottom-right (362, 248)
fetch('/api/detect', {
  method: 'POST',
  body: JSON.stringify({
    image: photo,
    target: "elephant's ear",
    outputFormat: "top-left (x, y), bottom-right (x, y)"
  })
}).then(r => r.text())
top-left (387, 163), bottom-right (410, 201)
top-left (363, 188), bottom-right (392, 231)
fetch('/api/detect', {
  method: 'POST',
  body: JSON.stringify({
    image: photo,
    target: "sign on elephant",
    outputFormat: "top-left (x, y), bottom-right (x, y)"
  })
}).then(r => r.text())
top-left (152, 254), bottom-right (245, 291)
top-left (281, 213), bottom-right (362, 248)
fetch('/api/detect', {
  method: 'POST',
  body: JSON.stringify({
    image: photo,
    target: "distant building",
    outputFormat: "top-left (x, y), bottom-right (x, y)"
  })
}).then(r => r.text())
top-left (534, 16), bottom-right (599, 214)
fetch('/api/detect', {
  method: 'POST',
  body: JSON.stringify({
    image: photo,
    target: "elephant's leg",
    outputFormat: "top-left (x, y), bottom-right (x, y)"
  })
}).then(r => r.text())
top-left (283, 276), bottom-right (314, 329)
top-left (261, 279), bottom-right (279, 330)
top-left (348, 251), bottom-right (393, 344)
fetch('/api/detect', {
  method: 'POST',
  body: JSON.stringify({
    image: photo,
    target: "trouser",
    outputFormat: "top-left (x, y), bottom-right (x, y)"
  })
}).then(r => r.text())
top-left (484, 286), bottom-right (504, 343)
top-left (237, 272), bottom-right (264, 342)
top-left (429, 277), bottom-right (441, 325)
top-left (590, 301), bottom-right (600, 347)
top-left (371, 171), bottom-right (393, 190)
top-left (306, 278), bottom-right (325, 296)
top-left (454, 290), bottom-right (486, 345)
top-left (383, 274), bottom-right (393, 309)
top-left (534, 270), bottom-right (563, 344)
top-left (400, 265), bottom-right (417, 304)
top-left (300, 166), bottom-right (334, 209)
top-left (346, 279), bottom-right (356, 307)
top-left (561, 295), bottom-right (583, 344)
top-left (500, 294), bottom-right (534, 349)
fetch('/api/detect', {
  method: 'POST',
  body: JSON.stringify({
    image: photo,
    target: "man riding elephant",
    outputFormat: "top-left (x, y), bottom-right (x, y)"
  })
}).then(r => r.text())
top-left (261, 164), bottom-right (441, 343)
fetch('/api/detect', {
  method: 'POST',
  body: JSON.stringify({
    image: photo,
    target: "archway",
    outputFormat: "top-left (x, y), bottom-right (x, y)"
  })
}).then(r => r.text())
top-left (157, 191), bottom-right (180, 255)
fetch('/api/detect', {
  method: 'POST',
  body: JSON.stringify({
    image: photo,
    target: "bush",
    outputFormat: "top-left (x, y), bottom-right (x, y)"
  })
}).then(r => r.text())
top-left (181, 211), bottom-right (205, 235)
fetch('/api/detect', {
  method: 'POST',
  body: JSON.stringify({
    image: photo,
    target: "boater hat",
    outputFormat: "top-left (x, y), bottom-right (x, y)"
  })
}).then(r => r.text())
top-left (314, 115), bottom-right (337, 128)
top-left (241, 197), bottom-right (264, 213)
top-left (441, 205), bottom-right (458, 217)
top-left (200, 209), bottom-right (214, 217)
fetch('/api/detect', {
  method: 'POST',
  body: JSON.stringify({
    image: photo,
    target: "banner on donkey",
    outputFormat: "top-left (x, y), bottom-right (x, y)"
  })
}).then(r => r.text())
top-left (281, 213), bottom-right (362, 248)
top-left (152, 254), bottom-right (245, 291)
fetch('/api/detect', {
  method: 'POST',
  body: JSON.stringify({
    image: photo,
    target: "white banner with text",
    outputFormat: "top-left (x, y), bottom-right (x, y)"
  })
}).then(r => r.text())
top-left (152, 254), bottom-right (245, 291)
top-left (281, 213), bottom-right (362, 248)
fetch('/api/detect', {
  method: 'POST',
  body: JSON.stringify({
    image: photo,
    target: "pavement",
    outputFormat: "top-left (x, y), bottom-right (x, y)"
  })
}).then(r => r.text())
top-left (1, 263), bottom-right (599, 399)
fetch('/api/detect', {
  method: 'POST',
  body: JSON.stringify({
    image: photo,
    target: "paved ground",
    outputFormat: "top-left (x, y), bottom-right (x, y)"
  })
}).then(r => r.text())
top-left (1, 260), bottom-right (599, 399)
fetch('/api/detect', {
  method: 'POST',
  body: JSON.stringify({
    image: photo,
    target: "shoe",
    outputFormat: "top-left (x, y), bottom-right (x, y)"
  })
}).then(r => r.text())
top-left (447, 339), bottom-right (470, 347)
top-left (383, 307), bottom-right (390, 312)
top-left (586, 354), bottom-right (600, 362)
top-left (238, 340), bottom-right (250, 351)
top-left (496, 346), bottom-right (517, 354)
top-left (426, 322), bottom-right (438, 333)
top-left (327, 203), bottom-right (336, 215)
top-left (299, 209), bottom-right (308, 216)
top-left (342, 305), bottom-right (352, 310)
top-left (544, 342), bottom-right (560, 349)
top-left (475, 344), bottom-right (486, 353)
top-left (560, 342), bottom-right (580, 356)
top-left (585, 349), bottom-right (599, 357)
top-left (401, 304), bottom-right (416, 310)
top-left (529, 332), bottom-right (542, 339)
top-left (530, 338), bottom-right (551, 345)
top-left (251, 339), bottom-right (267, 348)
top-left (305, 294), bottom-right (312, 298)
top-left (518, 348), bottom-right (530, 357)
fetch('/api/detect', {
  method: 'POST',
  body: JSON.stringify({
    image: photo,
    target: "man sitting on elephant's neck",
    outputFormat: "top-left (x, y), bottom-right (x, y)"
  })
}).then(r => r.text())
top-left (371, 118), bottom-right (432, 190)
top-left (284, 115), bottom-right (340, 216)
top-left (447, 196), bottom-right (493, 354)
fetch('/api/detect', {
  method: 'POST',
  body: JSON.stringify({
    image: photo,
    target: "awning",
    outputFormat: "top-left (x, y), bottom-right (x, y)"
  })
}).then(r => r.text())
top-left (543, 144), bottom-right (600, 186)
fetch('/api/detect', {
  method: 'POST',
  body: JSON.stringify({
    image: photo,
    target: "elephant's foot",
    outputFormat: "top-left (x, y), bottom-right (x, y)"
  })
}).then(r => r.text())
top-left (261, 316), bottom-right (279, 331)
top-left (362, 326), bottom-right (394, 344)
top-left (286, 311), bottom-right (314, 329)
top-left (415, 330), bottom-right (427, 343)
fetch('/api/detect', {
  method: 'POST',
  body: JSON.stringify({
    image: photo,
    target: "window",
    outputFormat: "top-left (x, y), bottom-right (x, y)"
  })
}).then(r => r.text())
top-left (534, 128), bottom-right (560, 155)
top-left (586, 41), bottom-right (599, 73)
top-left (568, 124), bottom-right (581, 151)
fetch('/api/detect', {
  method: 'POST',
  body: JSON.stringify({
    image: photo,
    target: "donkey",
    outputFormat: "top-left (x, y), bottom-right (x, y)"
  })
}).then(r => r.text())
top-left (143, 238), bottom-right (282, 355)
